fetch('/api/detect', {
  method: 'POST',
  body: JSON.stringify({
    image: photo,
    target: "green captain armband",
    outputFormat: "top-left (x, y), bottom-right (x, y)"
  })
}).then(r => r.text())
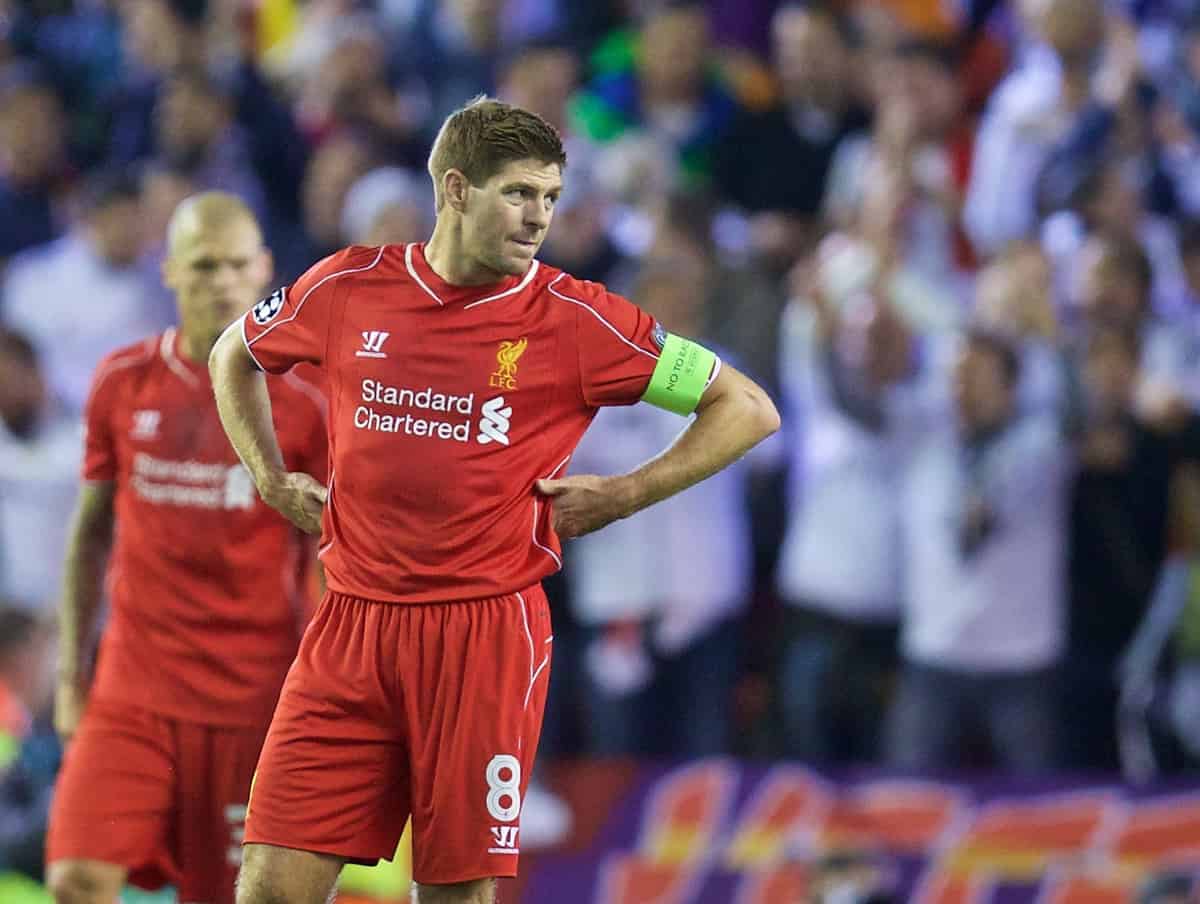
top-left (641, 332), bottom-right (719, 415)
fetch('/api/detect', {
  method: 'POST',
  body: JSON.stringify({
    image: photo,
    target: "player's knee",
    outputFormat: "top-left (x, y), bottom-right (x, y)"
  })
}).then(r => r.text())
top-left (414, 877), bottom-right (497, 904)
top-left (236, 843), bottom-right (342, 904)
top-left (46, 861), bottom-right (124, 904)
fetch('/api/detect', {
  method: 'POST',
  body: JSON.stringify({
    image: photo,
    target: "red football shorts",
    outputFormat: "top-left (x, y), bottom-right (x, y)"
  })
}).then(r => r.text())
top-left (244, 586), bottom-right (553, 885)
top-left (46, 699), bottom-right (268, 904)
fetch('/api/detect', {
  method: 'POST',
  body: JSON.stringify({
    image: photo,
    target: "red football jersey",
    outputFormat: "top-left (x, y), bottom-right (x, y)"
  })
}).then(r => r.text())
top-left (241, 242), bottom-right (674, 603)
top-left (83, 329), bottom-right (328, 725)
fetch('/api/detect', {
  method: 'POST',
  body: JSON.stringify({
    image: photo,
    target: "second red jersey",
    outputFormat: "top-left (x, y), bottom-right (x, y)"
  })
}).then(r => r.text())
top-left (241, 243), bottom-right (671, 603)
top-left (83, 329), bottom-right (328, 725)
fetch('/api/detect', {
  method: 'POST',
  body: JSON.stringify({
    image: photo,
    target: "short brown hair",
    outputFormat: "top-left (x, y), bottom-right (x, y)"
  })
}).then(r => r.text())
top-left (427, 96), bottom-right (566, 209)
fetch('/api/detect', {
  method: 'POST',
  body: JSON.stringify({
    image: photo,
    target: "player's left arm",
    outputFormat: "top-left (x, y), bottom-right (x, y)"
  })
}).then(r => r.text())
top-left (537, 360), bottom-right (779, 538)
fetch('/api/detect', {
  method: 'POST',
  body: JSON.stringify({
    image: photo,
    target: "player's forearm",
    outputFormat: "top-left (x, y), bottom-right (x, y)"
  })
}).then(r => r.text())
top-left (210, 324), bottom-right (288, 497)
top-left (58, 492), bottom-right (113, 683)
top-left (619, 368), bottom-right (779, 516)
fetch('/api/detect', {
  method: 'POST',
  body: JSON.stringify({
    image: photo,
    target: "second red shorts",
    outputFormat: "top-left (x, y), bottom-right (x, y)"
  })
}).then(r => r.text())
top-left (244, 585), bottom-right (553, 885)
top-left (46, 700), bottom-right (267, 904)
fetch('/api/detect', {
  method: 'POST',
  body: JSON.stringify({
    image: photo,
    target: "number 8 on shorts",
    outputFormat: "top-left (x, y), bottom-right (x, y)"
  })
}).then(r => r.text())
top-left (485, 755), bottom-right (521, 823)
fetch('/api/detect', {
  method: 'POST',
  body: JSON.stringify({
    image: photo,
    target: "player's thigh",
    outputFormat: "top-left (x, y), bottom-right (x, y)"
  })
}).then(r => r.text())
top-left (46, 701), bottom-right (176, 887)
top-left (407, 588), bottom-right (553, 885)
top-left (414, 877), bottom-right (497, 904)
top-left (45, 859), bottom-right (126, 904)
top-left (245, 594), bottom-right (410, 863)
top-left (236, 843), bottom-right (343, 904)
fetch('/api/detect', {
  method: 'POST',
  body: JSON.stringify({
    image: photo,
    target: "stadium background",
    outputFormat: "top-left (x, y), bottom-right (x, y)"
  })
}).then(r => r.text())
top-left (2, 0), bottom-right (1200, 901)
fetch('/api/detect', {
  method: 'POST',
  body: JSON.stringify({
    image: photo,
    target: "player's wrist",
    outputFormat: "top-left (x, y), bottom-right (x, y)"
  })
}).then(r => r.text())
top-left (610, 474), bottom-right (644, 519)
top-left (254, 468), bottom-right (289, 505)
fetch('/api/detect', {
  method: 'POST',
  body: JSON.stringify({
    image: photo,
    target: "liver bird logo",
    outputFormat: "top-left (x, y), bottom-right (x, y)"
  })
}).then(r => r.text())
top-left (489, 337), bottom-right (528, 390)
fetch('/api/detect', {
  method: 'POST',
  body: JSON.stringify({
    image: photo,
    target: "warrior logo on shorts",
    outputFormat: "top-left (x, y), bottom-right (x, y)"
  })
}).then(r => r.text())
top-left (489, 826), bottom-right (519, 853)
top-left (489, 338), bottom-right (528, 390)
top-left (252, 288), bottom-right (286, 325)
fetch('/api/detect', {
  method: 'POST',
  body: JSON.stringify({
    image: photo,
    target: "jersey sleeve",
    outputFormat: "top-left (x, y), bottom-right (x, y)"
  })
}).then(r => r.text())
top-left (81, 353), bottom-right (128, 482)
top-left (242, 247), bottom-right (380, 374)
top-left (567, 280), bottom-right (664, 408)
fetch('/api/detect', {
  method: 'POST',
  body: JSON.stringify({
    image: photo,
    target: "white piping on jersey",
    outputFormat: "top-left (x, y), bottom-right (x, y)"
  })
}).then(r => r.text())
top-left (463, 259), bottom-right (540, 309)
top-left (249, 245), bottom-right (386, 348)
top-left (404, 243), bottom-right (444, 307)
top-left (317, 469), bottom-right (336, 558)
top-left (524, 652), bottom-right (550, 712)
top-left (240, 316), bottom-right (267, 371)
top-left (404, 243), bottom-right (542, 309)
top-left (517, 590), bottom-right (550, 713)
top-left (530, 453), bottom-right (571, 569)
top-left (546, 273), bottom-right (658, 362)
top-left (282, 371), bottom-right (327, 416)
top-left (160, 328), bottom-right (200, 387)
top-left (88, 342), bottom-right (153, 401)
top-left (517, 591), bottom-right (534, 683)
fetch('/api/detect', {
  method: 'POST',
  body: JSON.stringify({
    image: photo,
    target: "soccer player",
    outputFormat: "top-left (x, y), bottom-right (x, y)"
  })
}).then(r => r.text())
top-left (46, 193), bottom-right (328, 904)
top-left (210, 98), bottom-right (780, 904)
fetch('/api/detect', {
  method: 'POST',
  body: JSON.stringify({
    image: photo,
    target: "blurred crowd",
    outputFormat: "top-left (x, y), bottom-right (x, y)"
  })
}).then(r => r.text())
top-left (3, 0), bottom-right (1200, 883)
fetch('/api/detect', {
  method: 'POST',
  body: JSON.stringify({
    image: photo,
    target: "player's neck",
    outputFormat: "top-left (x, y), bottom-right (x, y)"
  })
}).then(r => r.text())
top-left (177, 330), bottom-right (214, 365)
top-left (424, 223), bottom-right (503, 287)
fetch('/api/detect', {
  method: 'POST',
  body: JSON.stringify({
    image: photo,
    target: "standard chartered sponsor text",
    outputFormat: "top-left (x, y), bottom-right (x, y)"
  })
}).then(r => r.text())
top-left (356, 378), bottom-right (474, 442)
top-left (131, 454), bottom-right (256, 509)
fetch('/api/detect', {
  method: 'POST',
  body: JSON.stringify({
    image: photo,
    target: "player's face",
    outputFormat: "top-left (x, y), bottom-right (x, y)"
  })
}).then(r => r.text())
top-left (465, 159), bottom-right (562, 277)
top-left (164, 217), bottom-right (272, 344)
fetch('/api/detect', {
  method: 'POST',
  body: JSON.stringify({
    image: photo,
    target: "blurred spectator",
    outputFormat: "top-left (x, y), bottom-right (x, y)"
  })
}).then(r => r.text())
top-left (106, 0), bottom-right (209, 166)
top-left (109, 0), bottom-right (308, 234)
top-left (293, 13), bottom-right (424, 161)
top-left (824, 38), bottom-right (976, 288)
top-left (0, 607), bottom-right (57, 882)
top-left (0, 605), bottom-right (55, 883)
top-left (0, 328), bottom-right (80, 615)
top-left (497, 38), bottom-right (580, 135)
top-left (1071, 232), bottom-right (1192, 426)
top-left (153, 66), bottom-right (266, 218)
top-left (1063, 323), bottom-right (1195, 770)
top-left (1041, 156), bottom-right (1188, 317)
top-left (274, 131), bottom-right (379, 280)
top-left (397, 0), bottom-right (507, 135)
top-left (568, 261), bottom-right (778, 756)
top-left (713, 4), bottom-right (870, 265)
top-left (964, 0), bottom-right (1107, 255)
top-left (973, 240), bottom-right (1068, 413)
top-left (886, 328), bottom-right (1070, 772)
top-left (0, 70), bottom-right (67, 261)
top-left (570, 1), bottom-right (742, 192)
top-left (774, 277), bottom-right (915, 764)
top-left (2, 170), bottom-right (169, 414)
top-left (499, 39), bottom-right (623, 282)
top-left (0, 609), bottom-right (53, 761)
top-left (339, 166), bottom-right (433, 247)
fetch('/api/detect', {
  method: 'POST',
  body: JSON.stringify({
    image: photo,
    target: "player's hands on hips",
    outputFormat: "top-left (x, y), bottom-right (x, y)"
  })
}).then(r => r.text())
top-left (54, 679), bottom-right (87, 744)
top-left (535, 474), bottom-right (635, 539)
top-left (262, 471), bottom-right (327, 535)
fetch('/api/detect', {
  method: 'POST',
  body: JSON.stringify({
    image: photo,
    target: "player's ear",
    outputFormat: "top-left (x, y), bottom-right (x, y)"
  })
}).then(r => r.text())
top-left (443, 169), bottom-right (470, 213)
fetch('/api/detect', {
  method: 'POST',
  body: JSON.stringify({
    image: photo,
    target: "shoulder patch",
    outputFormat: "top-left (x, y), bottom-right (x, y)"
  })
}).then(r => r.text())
top-left (252, 288), bottom-right (286, 325)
